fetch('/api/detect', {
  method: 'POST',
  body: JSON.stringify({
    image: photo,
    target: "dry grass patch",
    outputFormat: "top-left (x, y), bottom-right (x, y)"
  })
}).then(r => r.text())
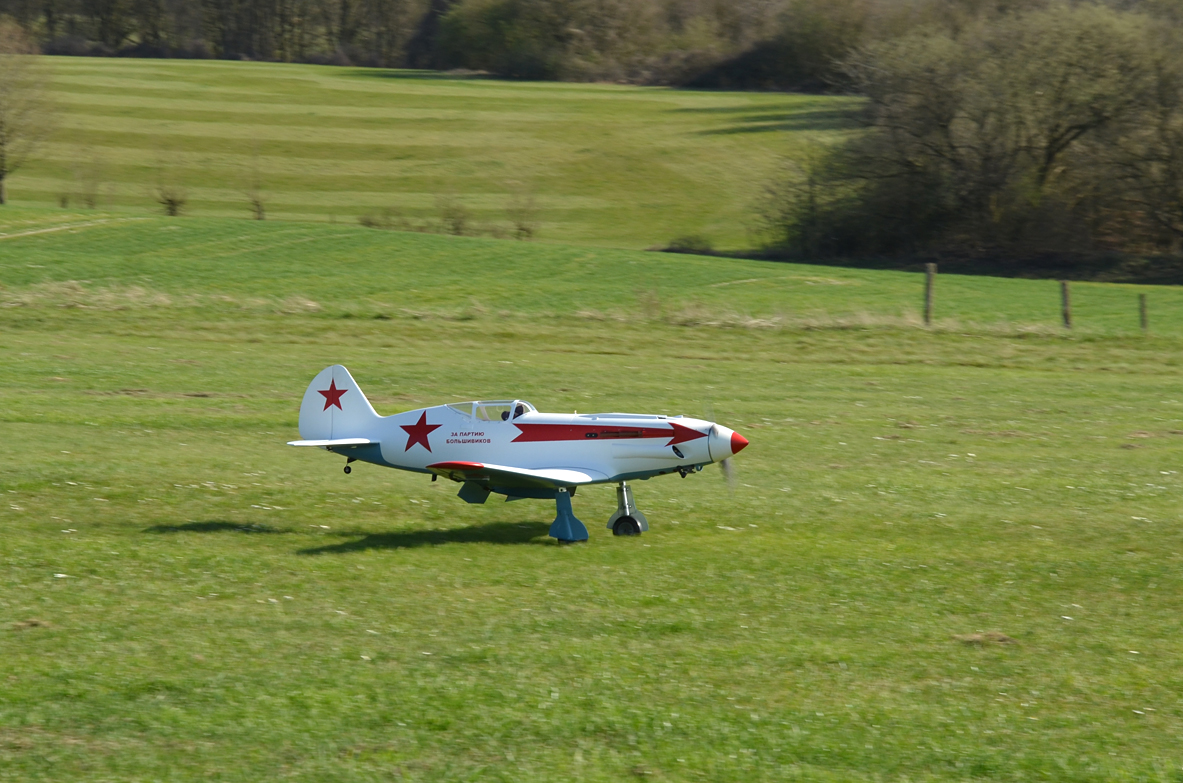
top-left (0, 280), bottom-right (320, 314)
top-left (953, 631), bottom-right (1017, 645)
top-left (10, 618), bottom-right (51, 630)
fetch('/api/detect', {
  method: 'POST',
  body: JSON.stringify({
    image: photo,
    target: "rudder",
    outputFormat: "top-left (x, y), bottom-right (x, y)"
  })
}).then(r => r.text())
top-left (298, 365), bottom-right (381, 441)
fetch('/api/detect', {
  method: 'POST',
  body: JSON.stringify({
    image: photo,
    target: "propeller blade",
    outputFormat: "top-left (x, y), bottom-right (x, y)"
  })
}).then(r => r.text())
top-left (719, 457), bottom-right (737, 491)
top-left (705, 398), bottom-right (737, 490)
top-left (706, 403), bottom-right (736, 490)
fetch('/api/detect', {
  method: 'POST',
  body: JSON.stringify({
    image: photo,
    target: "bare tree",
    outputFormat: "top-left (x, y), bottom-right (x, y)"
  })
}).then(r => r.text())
top-left (246, 188), bottom-right (266, 220)
top-left (155, 184), bottom-right (188, 216)
top-left (78, 150), bottom-right (104, 209)
top-left (1101, 34), bottom-right (1183, 247)
top-left (242, 145), bottom-right (267, 220)
top-left (436, 193), bottom-right (470, 236)
top-left (505, 189), bottom-right (539, 240)
top-left (152, 150), bottom-right (190, 216)
top-left (68, 146), bottom-right (106, 209)
top-left (0, 21), bottom-right (52, 206)
top-left (756, 143), bottom-right (835, 255)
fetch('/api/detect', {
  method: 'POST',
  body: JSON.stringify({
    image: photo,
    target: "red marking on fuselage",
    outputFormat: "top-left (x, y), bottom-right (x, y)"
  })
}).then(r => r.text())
top-left (666, 421), bottom-right (708, 446)
top-left (513, 422), bottom-right (707, 447)
top-left (401, 411), bottom-right (441, 452)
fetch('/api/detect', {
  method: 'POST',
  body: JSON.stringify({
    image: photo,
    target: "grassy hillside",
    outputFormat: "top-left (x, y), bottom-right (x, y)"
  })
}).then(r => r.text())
top-left (0, 208), bottom-right (1179, 334)
top-left (4, 214), bottom-right (1183, 780)
top-left (15, 57), bottom-right (857, 250)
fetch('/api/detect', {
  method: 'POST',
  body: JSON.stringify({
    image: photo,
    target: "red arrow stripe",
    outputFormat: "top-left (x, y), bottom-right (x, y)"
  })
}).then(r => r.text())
top-left (666, 421), bottom-right (709, 446)
top-left (512, 423), bottom-right (706, 447)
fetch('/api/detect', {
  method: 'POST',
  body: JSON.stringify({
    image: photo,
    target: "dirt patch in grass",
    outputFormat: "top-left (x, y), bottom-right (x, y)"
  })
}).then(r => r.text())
top-left (953, 631), bottom-right (1016, 645)
top-left (10, 619), bottom-right (52, 631)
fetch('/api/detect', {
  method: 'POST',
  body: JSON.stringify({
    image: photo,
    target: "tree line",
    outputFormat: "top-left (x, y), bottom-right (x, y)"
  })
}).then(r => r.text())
top-left (760, 1), bottom-right (1183, 265)
top-left (4, 0), bottom-right (1166, 89)
top-left (0, 0), bottom-right (430, 66)
top-left (1, 0), bottom-right (1177, 92)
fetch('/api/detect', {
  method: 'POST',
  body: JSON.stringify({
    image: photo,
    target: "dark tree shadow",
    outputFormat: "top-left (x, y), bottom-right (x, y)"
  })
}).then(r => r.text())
top-left (146, 520), bottom-right (287, 534)
top-left (673, 104), bottom-right (796, 114)
top-left (346, 68), bottom-right (494, 81)
top-left (298, 521), bottom-right (553, 555)
top-left (697, 109), bottom-right (859, 135)
top-left (667, 102), bottom-right (861, 135)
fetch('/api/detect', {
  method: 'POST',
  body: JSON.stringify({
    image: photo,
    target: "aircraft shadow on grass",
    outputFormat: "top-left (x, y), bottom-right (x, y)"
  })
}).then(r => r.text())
top-left (146, 520), bottom-right (287, 534)
top-left (297, 521), bottom-right (553, 555)
top-left (145, 520), bottom-right (553, 552)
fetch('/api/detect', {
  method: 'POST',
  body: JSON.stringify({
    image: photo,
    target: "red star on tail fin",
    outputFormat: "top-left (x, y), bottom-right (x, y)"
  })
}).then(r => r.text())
top-left (318, 379), bottom-right (347, 411)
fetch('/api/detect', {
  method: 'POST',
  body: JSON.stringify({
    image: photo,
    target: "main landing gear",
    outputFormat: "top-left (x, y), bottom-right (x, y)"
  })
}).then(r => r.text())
top-left (548, 482), bottom-right (651, 542)
top-left (607, 482), bottom-right (649, 537)
top-left (343, 458), bottom-right (356, 475)
top-left (549, 488), bottom-right (589, 543)
top-left (545, 482), bottom-right (653, 543)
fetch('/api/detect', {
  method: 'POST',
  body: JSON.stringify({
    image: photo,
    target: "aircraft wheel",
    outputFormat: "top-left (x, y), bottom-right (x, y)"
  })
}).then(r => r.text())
top-left (613, 517), bottom-right (642, 537)
top-left (343, 465), bottom-right (352, 474)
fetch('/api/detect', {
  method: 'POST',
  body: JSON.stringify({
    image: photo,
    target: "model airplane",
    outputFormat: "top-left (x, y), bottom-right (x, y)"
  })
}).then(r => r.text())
top-left (288, 365), bottom-right (749, 542)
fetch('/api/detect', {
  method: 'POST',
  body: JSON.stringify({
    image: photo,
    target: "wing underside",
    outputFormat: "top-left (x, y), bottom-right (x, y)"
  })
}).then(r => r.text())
top-left (427, 461), bottom-right (607, 488)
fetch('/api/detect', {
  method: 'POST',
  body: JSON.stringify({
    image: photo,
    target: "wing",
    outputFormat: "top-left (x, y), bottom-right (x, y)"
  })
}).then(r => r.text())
top-left (288, 438), bottom-right (374, 448)
top-left (427, 461), bottom-right (608, 488)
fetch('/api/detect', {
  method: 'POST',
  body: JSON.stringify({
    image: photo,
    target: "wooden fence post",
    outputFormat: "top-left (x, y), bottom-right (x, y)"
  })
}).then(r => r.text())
top-left (1139, 293), bottom-right (1148, 332)
top-left (924, 263), bottom-right (936, 325)
top-left (1061, 281), bottom-right (1072, 329)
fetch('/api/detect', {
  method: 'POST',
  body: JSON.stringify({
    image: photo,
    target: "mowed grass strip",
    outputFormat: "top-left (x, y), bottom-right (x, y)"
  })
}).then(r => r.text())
top-left (17, 58), bottom-right (857, 249)
top-left (0, 207), bottom-right (1179, 335)
top-left (3, 216), bottom-right (1183, 780)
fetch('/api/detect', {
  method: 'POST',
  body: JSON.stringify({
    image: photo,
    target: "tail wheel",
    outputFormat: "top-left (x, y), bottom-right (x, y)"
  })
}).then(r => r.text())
top-left (613, 517), bottom-right (642, 536)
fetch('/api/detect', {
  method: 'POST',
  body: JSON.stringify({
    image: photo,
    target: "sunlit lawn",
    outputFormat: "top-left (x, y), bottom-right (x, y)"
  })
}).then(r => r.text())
top-left (3, 214), bottom-right (1183, 780)
top-left (15, 58), bottom-right (860, 250)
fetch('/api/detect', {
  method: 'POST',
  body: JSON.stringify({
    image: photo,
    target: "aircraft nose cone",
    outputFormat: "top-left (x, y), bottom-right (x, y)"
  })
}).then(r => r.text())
top-left (708, 424), bottom-right (748, 461)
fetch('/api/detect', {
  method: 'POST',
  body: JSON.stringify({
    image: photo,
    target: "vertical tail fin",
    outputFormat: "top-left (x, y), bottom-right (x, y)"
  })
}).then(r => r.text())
top-left (298, 365), bottom-right (381, 441)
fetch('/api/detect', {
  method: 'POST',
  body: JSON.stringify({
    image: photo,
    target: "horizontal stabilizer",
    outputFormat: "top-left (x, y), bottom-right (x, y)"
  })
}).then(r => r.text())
top-left (288, 438), bottom-right (374, 448)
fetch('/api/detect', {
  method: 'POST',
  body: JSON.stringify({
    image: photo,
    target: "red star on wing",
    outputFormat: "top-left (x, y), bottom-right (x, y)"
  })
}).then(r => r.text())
top-left (401, 411), bottom-right (441, 452)
top-left (318, 379), bottom-right (348, 411)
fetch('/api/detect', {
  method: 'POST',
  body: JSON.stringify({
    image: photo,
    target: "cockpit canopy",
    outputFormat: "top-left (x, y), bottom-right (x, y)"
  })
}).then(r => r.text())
top-left (447, 400), bottom-right (536, 421)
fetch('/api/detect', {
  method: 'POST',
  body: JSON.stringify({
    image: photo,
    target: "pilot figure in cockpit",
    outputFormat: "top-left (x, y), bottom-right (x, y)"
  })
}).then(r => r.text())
top-left (501, 403), bottom-right (526, 421)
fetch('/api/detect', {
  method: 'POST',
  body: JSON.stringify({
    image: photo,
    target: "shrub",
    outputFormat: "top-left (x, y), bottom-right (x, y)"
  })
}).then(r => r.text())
top-left (663, 235), bottom-right (714, 254)
top-left (761, 3), bottom-right (1177, 259)
top-left (155, 185), bottom-right (187, 217)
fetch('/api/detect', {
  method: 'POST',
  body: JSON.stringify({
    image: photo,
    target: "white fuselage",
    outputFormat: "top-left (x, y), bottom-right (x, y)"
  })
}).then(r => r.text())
top-left (335, 402), bottom-right (733, 488)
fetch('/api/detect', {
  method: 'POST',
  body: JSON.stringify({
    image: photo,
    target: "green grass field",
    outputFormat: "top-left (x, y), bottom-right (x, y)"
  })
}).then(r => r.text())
top-left (4, 208), bottom-right (1183, 780)
top-left (16, 57), bottom-right (856, 250)
top-left (0, 208), bottom-right (1179, 334)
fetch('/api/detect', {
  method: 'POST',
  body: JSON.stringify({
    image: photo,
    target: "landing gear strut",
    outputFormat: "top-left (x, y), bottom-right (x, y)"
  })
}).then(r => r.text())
top-left (607, 482), bottom-right (649, 536)
top-left (344, 457), bottom-right (356, 475)
top-left (549, 488), bottom-right (589, 543)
